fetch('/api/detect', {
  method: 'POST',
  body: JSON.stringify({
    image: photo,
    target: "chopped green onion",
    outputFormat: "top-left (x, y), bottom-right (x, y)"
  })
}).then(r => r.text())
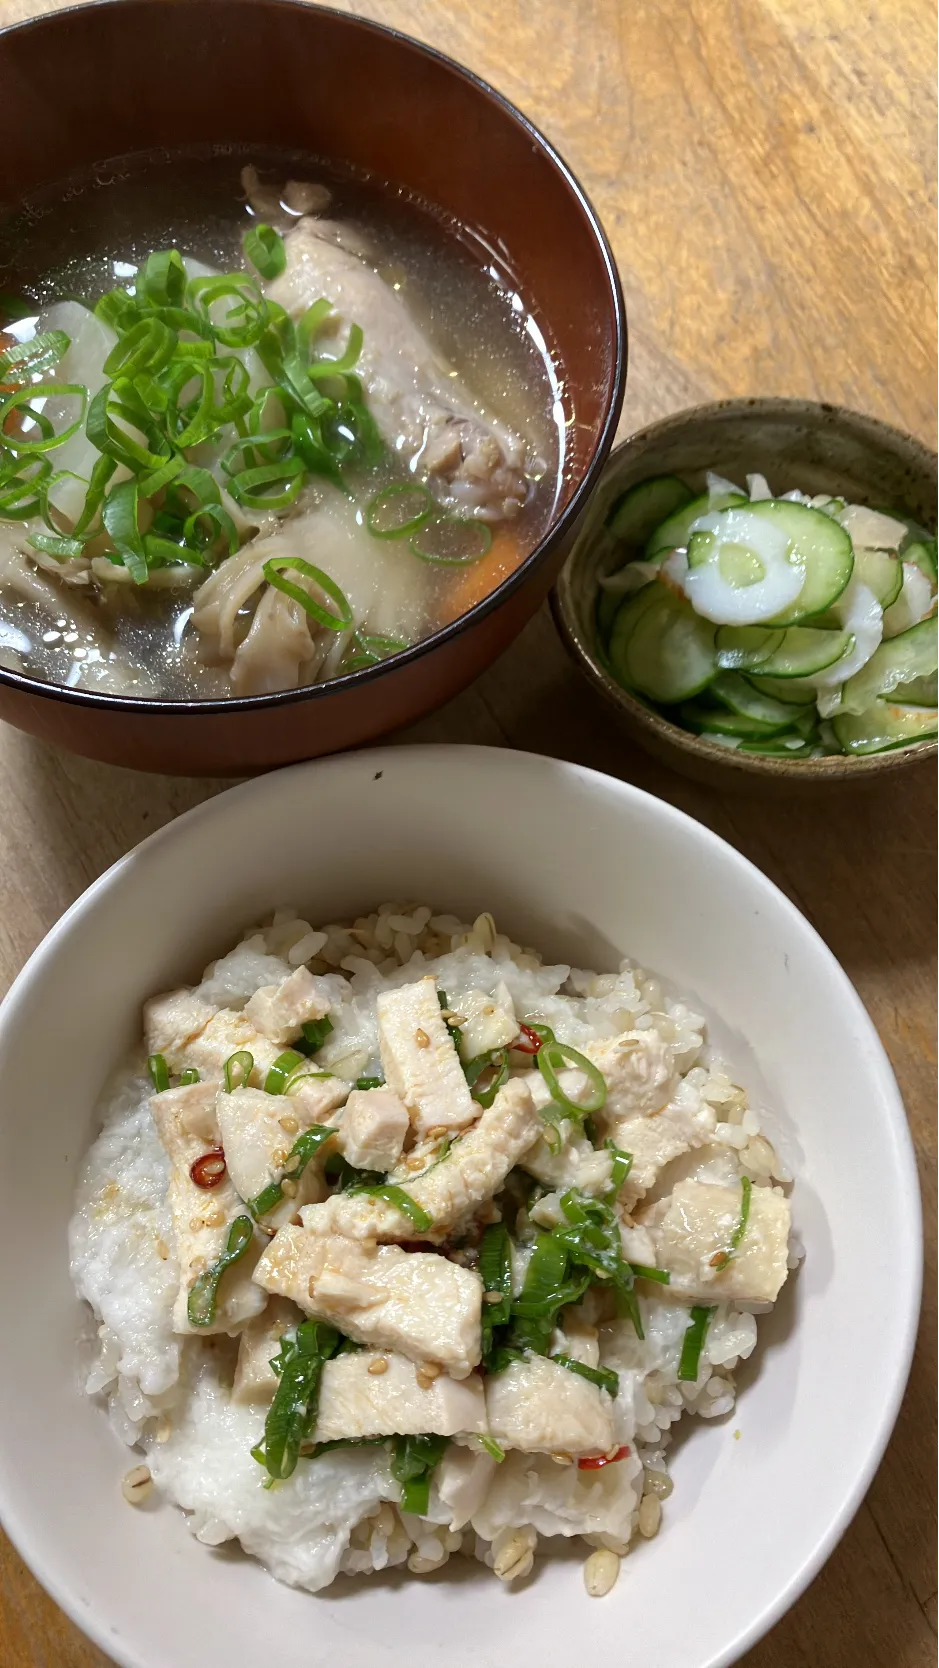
top-left (223, 1050), bottom-right (254, 1092)
top-left (0, 383), bottom-right (88, 455)
top-left (179, 1068), bottom-right (201, 1086)
top-left (355, 1074), bottom-right (384, 1091)
top-left (345, 1182), bottom-right (432, 1231)
top-left (605, 1139), bottom-right (633, 1190)
top-left (538, 1042), bottom-right (607, 1118)
top-left (630, 1263), bottom-right (671, 1284)
top-left (248, 1124), bottom-right (337, 1219)
top-left (103, 318), bottom-right (177, 381)
top-left (251, 1319), bottom-right (341, 1480)
top-left (365, 482), bottom-right (434, 539)
top-left (243, 223), bottom-right (287, 281)
top-left (101, 476), bottom-right (148, 584)
top-left (391, 1434), bottom-right (448, 1515)
top-left (465, 1048), bottom-right (509, 1108)
top-left (264, 1049), bottom-right (308, 1095)
top-left (477, 1435), bottom-right (505, 1463)
top-left (552, 1353), bottom-right (619, 1396)
top-left (554, 1190), bottom-right (644, 1340)
top-left (187, 1215), bottom-right (254, 1328)
top-left (409, 516), bottom-right (492, 565)
top-left (27, 532), bottom-right (86, 560)
top-left (189, 273), bottom-right (270, 350)
top-left (710, 1176), bottom-right (752, 1271)
top-left (137, 248), bottom-right (187, 310)
top-left (678, 1305), bottom-right (716, 1382)
top-left (0, 330), bottom-right (70, 384)
top-left (298, 1015), bottom-right (334, 1056)
top-left (262, 556), bottom-right (353, 630)
top-left (340, 629), bottom-right (408, 673)
top-left (148, 1053), bottom-right (170, 1093)
top-left (307, 323), bottom-right (364, 382)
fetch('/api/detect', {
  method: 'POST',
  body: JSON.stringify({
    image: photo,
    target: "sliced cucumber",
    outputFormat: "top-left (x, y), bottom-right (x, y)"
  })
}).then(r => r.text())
top-left (754, 626), bottom-right (854, 678)
top-left (608, 476), bottom-right (692, 544)
top-left (715, 624), bottom-right (786, 669)
top-left (833, 700), bottom-right (938, 755)
top-left (743, 499), bottom-right (854, 624)
top-left (679, 700), bottom-right (793, 740)
top-left (645, 489), bottom-right (747, 560)
top-left (607, 582), bottom-right (664, 683)
top-left (853, 547), bottom-right (903, 610)
top-left (744, 672), bottom-right (819, 706)
top-left (623, 588), bottom-right (717, 703)
top-left (901, 536), bottom-right (937, 583)
top-left (894, 671), bottom-right (938, 706)
top-left (883, 562), bottom-right (934, 638)
top-left (711, 671), bottom-right (806, 725)
top-left (739, 735), bottom-right (818, 757)
top-left (839, 614), bottom-right (938, 714)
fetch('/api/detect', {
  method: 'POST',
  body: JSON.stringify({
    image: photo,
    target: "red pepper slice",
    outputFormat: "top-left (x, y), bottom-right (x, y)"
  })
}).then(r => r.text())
top-left (190, 1148), bottom-right (227, 1188)
top-left (514, 1024), bottom-right (545, 1056)
top-left (577, 1445), bottom-right (630, 1470)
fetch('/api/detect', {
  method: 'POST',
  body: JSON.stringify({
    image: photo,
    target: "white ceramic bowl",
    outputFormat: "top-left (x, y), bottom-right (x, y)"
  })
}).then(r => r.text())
top-left (0, 746), bottom-right (921, 1668)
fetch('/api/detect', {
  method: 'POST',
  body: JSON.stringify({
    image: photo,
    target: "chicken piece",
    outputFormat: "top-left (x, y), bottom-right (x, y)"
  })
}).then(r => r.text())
top-left (244, 966), bottom-right (331, 1047)
top-left (485, 1356), bottom-right (614, 1456)
top-left (643, 1180), bottom-right (791, 1304)
top-left (254, 1230), bottom-right (482, 1377)
top-left (216, 1078), bottom-right (347, 1211)
top-left (608, 1110), bottom-right (710, 1208)
top-left (455, 984), bottom-right (519, 1063)
top-left (551, 1305), bottom-right (601, 1369)
top-left (315, 1352), bottom-right (487, 1441)
top-left (300, 1079), bottom-right (539, 1241)
top-left (377, 975), bottom-right (476, 1136)
top-left (143, 989), bottom-right (217, 1073)
top-left (435, 1444), bottom-right (498, 1531)
top-left (587, 1031), bottom-right (677, 1120)
top-left (232, 1297), bottom-right (304, 1405)
top-left (519, 1114), bottom-right (614, 1197)
top-left (269, 219), bottom-right (531, 521)
top-left (339, 1087), bottom-right (409, 1172)
top-left (150, 1083), bottom-right (266, 1335)
top-left (175, 1007), bottom-right (281, 1085)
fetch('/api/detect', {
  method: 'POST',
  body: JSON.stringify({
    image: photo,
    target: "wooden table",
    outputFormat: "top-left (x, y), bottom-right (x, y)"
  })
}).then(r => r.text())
top-left (0, 0), bottom-right (934, 1662)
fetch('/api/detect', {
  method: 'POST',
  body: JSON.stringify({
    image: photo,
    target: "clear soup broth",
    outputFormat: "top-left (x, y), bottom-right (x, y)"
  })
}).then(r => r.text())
top-left (0, 148), bottom-right (564, 700)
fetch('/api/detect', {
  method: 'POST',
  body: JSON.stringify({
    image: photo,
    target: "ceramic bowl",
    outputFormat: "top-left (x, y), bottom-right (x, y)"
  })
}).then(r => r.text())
top-left (0, 745), bottom-right (921, 1668)
top-left (0, 0), bottom-right (624, 774)
top-left (553, 398), bottom-right (937, 789)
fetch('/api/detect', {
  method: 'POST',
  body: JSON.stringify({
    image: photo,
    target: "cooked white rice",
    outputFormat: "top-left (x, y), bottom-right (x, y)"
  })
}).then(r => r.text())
top-left (69, 902), bottom-right (796, 1595)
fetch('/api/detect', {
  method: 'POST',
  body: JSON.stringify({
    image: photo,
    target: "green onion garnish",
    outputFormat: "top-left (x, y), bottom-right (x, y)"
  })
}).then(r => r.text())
top-left (709, 1176), bottom-right (753, 1271)
top-left (365, 481), bottom-right (434, 539)
top-left (148, 1053), bottom-right (170, 1093)
top-left (187, 1215), bottom-right (254, 1329)
top-left (465, 1048), bottom-right (509, 1108)
top-left (605, 1139), bottom-right (633, 1190)
top-left (264, 1049), bottom-right (307, 1095)
top-left (678, 1305), bottom-right (717, 1382)
top-left (0, 330), bottom-right (70, 384)
top-left (179, 1068), bottom-right (201, 1086)
top-left (477, 1435), bottom-right (505, 1463)
top-left (479, 1220), bottom-right (513, 1355)
top-left (630, 1263), bottom-right (671, 1284)
top-left (554, 1190), bottom-right (644, 1340)
top-left (345, 1182), bottom-right (432, 1231)
top-left (298, 1015), bottom-right (334, 1056)
top-left (248, 1123), bottom-right (337, 1219)
top-left (101, 476), bottom-right (148, 584)
top-left (251, 1319), bottom-right (341, 1480)
top-left (552, 1354), bottom-right (619, 1397)
top-left (354, 1074), bottom-right (384, 1091)
top-left (537, 1041), bottom-right (607, 1118)
top-left (0, 383), bottom-right (88, 456)
top-left (340, 630), bottom-right (408, 673)
top-left (391, 1434), bottom-right (448, 1515)
top-left (223, 1050), bottom-right (254, 1092)
top-left (408, 515), bottom-right (492, 565)
top-left (262, 555), bottom-right (353, 630)
top-left (243, 223), bottom-right (287, 281)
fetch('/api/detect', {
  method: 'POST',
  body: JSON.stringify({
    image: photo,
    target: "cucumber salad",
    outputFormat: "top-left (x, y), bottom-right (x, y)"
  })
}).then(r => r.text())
top-left (596, 471), bottom-right (938, 757)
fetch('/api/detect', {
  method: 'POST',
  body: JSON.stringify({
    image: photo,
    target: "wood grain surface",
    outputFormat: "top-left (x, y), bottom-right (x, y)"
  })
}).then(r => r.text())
top-left (0, 0), bottom-right (935, 1664)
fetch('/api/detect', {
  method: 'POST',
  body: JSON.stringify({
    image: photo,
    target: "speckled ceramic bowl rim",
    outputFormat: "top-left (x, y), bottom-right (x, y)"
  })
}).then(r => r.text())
top-left (553, 397), bottom-right (938, 782)
top-left (0, 0), bottom-right (626, 718)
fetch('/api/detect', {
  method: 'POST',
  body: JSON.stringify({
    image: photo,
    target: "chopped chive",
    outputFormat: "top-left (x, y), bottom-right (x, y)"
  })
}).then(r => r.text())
top-left (391, 1434), bottom-right (448, 1514)
top-left (223, 1050), bottom-right (254, 1092)
top-left (147, 1053), bottom-right (170, 1093)
top-left (678, 1305), bottom-right (717, 1382)
top-left (630, 1263), bottom-right (671, 1284)
top-left (187, 1215), bottom-right (254, 1328)
top-left (552, 1353), bottom-right (619, 1397)
top-left (709, 1176), bottom-right (753, 1271)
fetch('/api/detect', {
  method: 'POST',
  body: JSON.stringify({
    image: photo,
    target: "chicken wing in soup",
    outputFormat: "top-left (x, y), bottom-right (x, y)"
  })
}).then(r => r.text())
top-left (0, 151), bottom-right (562, 699)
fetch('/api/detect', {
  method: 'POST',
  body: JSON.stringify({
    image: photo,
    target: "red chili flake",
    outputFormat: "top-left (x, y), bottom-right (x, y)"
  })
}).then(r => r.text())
top-left (190, 1148), bottom-right (227, 1188)
top-left (514, 1024), bottom-right (544, 1056)
top-left (577, 1445), bottom-right (630, 1471)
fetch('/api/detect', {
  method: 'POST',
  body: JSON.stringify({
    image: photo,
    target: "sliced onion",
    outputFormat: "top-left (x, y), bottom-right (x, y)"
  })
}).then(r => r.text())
top-left (682, 507), bottom-right (803, 625)
top-left (746, 472), bottom-right (772, 501)
top-left (598, 560), bottom-right (659, 595)
top-left (883, 562), bottom-right (934, 638)
top-left (706, 470), bottom-right (744, 507)
top-left (813, 576), bottom-right (882, 692)
top-left (836, 503), bottom-right (908, 551)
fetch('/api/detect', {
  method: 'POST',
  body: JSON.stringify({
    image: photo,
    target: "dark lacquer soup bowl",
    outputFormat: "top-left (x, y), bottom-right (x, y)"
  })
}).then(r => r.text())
top-left (0, 0), bottom-right (625, 774)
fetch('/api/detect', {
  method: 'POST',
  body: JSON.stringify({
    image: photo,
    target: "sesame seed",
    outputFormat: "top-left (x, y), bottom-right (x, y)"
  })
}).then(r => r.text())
top-left (415, 1027), bottom-right (430, 1049)
top-left (278, 1115), bottom-right (300, 1134)
top-left (484, 1290), bottom-right (503, 1305)
top-left (280, 1179), bottom-right (298, 1198)
top-left (550, 1452), bottom-right (573, 1465)
top-left (367, 1356), bottom-right (390, 1376)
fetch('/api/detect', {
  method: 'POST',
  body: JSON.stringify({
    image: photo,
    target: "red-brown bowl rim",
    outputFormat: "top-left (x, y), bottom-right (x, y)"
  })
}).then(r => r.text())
top-left (0, 0), bottom-right (627, 717)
